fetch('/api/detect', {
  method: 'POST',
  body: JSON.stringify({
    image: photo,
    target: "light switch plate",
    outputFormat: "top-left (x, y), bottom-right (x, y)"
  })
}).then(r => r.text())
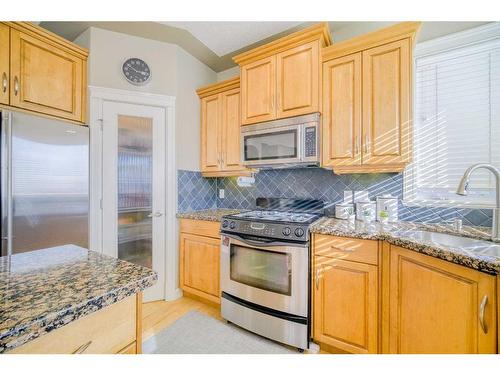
top-left (219, 189), bottom-right (225, 199)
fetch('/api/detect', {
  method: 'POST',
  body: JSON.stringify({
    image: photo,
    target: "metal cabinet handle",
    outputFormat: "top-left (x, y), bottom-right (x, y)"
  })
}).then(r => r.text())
top-left (14, 76), bottom-right (19, 96)
top-left (479, 295), bottom-right (488, 334)
top-left (72, 340), bottom-right (92, 354)
top-left (148, 211), bottom-right (163, 218)
top-left (354, 135), bottom-right (359, 156)
top-left (1, 72), bottom-right (7, 93)
top-left (315, 267), bottom-right (320, 290)
top-left (364, 134), bottom-right (369, 153)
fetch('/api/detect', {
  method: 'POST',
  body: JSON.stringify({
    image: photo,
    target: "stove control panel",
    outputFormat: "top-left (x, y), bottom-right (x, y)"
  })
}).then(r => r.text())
top-left (221, 219), bottom-right (310, 241)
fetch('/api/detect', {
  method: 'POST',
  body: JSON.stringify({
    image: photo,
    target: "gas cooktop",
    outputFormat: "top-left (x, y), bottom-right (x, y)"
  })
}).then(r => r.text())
top-left (220, 198), bottom-right (325, 242)
top-left (230, 210), bottom-right (319, 224)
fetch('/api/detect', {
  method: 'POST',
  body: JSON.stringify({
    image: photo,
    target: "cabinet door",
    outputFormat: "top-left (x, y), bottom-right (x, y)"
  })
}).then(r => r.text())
top-left (314, 256), bottom-right (378, 354)
top-left (200, 94), bottom-right (221, 173)
top-left (322, 53), bottom-right (362, 168)
top-left (0, 24), bottom-right (9, 105)
top-left (10, 29), bottom-right (84, 122)
top-left (221, 88), bottom-right (244, 172)
top-left (241, 56), bottom-right (276, 125)
top-left (362, 38), bottom-right (411, 166)
top-left (276, 41), bottom-right (319, 119)
top-left (389, 246), bottom-right (497, 354)
top-left (179, 233), bottom-right (220, 304)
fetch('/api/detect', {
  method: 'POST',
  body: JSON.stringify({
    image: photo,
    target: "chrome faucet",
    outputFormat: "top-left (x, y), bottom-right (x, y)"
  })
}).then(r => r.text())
top-left (456, 163), bottom-right (500, 241)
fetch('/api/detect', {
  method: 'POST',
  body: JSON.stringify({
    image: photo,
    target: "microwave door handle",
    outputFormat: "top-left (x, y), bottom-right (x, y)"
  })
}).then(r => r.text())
top-left (223, 233), bottom-right (307, 248)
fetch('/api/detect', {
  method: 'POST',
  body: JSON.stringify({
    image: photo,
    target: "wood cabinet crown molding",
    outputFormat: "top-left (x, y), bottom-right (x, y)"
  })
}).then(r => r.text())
top-left (196, 76), bottom-right (240, 98)
top-left (322, 22), bottom-right (421, 62)
top-left (4, 22), bottom-right (89, 58)
top-left (233, 22), bottom-right (332, 66)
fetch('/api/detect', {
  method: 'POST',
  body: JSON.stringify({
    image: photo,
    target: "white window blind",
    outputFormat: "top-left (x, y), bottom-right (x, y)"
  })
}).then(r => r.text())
top-left (406, 34), bottom-right (500, 207)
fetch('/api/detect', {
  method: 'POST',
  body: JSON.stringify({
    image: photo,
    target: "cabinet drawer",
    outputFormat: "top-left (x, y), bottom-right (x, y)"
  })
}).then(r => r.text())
top-left (179, 218), bottom-right (220, 238)
top-left (313, 234), bottom-right (378, 265)
top-left (10, 295), bottom-right (136, 354)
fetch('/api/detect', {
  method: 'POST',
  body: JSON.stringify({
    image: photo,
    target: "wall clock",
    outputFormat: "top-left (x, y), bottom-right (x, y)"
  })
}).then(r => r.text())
top-left (122, 58), bottom-right (151, 85)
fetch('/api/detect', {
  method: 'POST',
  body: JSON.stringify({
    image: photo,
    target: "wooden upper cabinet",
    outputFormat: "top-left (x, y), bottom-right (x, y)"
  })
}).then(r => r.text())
top-left (276, 41), bottom-right (319, 119)
top-left (322, 52), bottom-right (362, 168)
top-left (0, 24), bottom-right (9, 105)
top-left (9, 25), bottom-right (86, 123)
top-left (321, 22), bottom-right (420, 174)
top-left (221, 88), bottom-right (243, 171)
top-left (362, 38), bottom-right (410, 167)
top-left (235, 23), bottom-right (331, 126)
top-left (200, 94), bottom-right (221, 174)
top-left (197, 77), bottom-right (250, 177)
top-left (388, 245), bottom-right (497, 354)
top-left (314, 255), bottom-right (378, 354)
top-left (240, 56), bottom-right (276, 125)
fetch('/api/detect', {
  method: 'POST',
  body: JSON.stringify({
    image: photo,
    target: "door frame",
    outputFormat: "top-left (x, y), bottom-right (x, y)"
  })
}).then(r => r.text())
top-left (89, 86), bottom-right (180, 301)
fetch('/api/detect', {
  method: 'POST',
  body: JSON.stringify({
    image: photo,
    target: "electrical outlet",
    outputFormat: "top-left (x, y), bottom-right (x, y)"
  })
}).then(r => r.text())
top-left (219, 189), bottom-right (225, 199)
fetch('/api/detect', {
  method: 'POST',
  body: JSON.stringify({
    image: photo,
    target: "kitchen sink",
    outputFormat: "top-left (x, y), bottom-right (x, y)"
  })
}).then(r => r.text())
top-left (392, 230), bottom-right (500, 257)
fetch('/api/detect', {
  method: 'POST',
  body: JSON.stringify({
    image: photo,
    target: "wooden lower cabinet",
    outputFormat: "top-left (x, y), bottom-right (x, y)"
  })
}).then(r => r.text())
top-left (10, 293), bottom-right (142, 354)
top-left (179, 219), bottom-right (221, 304)
top-left (387, 245), bottom-right (497, 354)
top-left (313, 255), bottom-right (379, 354)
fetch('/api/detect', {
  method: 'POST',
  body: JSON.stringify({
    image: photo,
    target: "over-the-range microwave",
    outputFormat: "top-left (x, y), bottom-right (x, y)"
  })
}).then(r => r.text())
top-left (241, 113), bottom-right (320, 169)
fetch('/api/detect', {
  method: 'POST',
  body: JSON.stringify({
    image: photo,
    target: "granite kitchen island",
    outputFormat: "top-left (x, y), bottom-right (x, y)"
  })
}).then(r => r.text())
top-left (0, 245), bottom-right (157, 354)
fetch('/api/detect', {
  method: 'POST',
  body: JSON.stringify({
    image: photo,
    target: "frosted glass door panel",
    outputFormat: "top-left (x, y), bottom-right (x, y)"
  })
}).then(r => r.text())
top-left (117, 115), bottom-right (153, 268)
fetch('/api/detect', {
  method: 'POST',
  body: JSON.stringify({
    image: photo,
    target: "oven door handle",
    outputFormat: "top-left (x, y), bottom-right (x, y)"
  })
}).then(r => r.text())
top-left (223, 233), bottom-right (308, 248)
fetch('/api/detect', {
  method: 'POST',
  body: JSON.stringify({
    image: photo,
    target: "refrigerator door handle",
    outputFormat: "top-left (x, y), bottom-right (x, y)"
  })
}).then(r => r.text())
top-left (1, 111), bottom-right (13, 256)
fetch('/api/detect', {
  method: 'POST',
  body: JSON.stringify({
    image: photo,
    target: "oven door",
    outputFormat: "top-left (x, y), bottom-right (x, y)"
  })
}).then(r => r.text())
top-left (220, 233), bottom-right (309, 317)
top-left (241, 124), bottom-right (302, 166)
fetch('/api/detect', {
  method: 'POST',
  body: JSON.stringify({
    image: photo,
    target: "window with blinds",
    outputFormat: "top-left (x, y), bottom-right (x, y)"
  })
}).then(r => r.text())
top-left (406, 32), bottom-right (500, 207)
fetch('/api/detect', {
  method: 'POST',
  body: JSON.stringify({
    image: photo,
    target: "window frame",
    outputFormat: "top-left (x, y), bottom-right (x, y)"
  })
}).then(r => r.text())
top-left (403, 22), bottom-right (500, 209)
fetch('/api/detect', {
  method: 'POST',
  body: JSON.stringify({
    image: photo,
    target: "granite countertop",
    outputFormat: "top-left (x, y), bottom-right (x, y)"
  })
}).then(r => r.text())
top-left (0, 245), bottom-right (157, 354)
top-left (176, 208), bottom-right (247, 222)
top-left (311, 218), bottom-right (500, 275)
top-left (177, 209), bottom-right (500, 275)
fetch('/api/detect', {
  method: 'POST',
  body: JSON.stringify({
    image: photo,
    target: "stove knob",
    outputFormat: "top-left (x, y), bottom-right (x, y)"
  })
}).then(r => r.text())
top-left (222, 220), bottom-right (229, 228)
top-left (229, 221), bottom-right (236, 229)
top-left (282, 227), bottom-right (291, 236)
top-left (295, 228), bottom-right (305, 237)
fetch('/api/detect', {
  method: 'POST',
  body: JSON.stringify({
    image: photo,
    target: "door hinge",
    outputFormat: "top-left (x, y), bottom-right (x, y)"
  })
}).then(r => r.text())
top-left (97, 118), bottom-right (103, 131)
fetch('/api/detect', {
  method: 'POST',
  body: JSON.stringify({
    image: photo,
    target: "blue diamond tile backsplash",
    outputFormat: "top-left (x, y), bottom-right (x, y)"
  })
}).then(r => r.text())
top-left (177, 168), bottom-right (493, 227)
top-left (177, 170), bottom-right (217, 212)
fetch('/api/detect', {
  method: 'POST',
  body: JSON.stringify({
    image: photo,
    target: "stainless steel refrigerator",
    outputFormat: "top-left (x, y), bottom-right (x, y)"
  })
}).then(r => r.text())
top-left (1, 110), bottom-right (89, 256)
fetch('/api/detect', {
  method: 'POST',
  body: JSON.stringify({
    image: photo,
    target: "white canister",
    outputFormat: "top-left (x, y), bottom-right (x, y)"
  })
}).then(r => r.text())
top-left (335, 203), bottom-right (354, 219)
top-left (376, 194), bottom-right (399, 222)
top-left (355, 201), bottom-right (376, 222)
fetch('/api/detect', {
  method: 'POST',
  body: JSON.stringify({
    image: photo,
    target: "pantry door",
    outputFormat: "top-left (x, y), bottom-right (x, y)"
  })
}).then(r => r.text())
top-left (102, 101), bottom-right (166, 302)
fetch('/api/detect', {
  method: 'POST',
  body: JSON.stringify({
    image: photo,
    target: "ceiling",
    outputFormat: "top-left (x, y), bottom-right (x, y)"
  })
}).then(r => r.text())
top-left (160, 22), bottom-right (303, 57)
top-left (39, 21), bottom-right (490, 72)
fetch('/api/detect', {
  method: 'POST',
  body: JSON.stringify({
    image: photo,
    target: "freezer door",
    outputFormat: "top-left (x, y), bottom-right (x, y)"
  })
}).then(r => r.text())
top-left (10, 111), bottom-right (89, 254)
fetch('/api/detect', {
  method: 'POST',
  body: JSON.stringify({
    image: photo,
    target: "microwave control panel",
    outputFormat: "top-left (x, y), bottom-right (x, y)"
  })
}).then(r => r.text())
top-left (304, 126), bottom-right (317, 157)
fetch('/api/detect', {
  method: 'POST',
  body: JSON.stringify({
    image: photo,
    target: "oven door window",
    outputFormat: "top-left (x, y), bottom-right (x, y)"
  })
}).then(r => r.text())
top-left (243, 129), bottom-right (297, 161)
top-left (230, 244), bottom-right (291, 296)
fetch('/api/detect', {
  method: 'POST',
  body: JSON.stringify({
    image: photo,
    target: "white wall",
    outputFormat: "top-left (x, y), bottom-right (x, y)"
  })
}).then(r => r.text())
top-left (74, 27), bottom-right (217, 172)
top-left (217, 66), bottom-right (240, 81)
top-left (176, 47), bottom-right (217, 170)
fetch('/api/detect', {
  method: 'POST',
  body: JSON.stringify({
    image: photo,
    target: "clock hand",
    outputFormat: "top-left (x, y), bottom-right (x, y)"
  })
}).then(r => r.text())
top-left (127, 65), bottom-right (140, 73)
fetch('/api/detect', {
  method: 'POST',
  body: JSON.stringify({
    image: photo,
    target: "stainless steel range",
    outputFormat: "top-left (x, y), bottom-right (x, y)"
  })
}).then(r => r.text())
top-left (220, 198), bottom-right (325, 351)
